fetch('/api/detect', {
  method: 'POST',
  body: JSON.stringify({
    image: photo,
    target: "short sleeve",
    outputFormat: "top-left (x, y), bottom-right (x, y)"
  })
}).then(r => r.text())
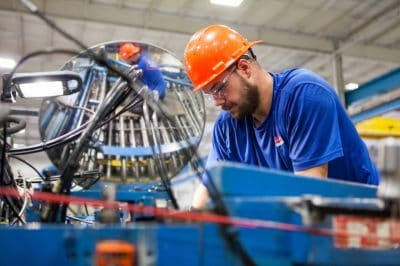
top-left (287, 83), bottom-right (344, 170)
top-left (203, 119), bottom-right (230, 184)
top-left (209, 119), bottom-right (231, 163)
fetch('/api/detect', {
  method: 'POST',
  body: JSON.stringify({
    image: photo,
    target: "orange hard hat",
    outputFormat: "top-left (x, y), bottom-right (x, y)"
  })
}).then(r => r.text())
top-left (183, 24), bottom-right (261, 92)
top-left (120, 43), bottom-right (141, 60)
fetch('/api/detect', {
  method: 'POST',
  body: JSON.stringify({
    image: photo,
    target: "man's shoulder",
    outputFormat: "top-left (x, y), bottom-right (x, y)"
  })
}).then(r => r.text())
top-left (277, 68), bottom-right (326, 87)
top-left (276, 68), bottom-right (334, 97)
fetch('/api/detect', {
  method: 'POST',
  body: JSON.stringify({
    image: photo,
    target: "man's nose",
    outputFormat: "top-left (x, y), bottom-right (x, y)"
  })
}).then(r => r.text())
top-left (213, 95), bottom-right (225, 107)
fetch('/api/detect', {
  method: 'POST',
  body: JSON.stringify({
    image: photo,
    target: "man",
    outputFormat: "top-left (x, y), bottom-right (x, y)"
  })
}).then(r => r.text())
top-left (183, 24), bottom-right (380, 209)
top-left (119, 43), bottom-right (166, 100)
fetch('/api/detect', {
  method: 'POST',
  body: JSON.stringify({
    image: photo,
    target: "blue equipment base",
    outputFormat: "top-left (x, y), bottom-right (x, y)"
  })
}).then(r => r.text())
top-left (1, 163), bottom-right (398, 265)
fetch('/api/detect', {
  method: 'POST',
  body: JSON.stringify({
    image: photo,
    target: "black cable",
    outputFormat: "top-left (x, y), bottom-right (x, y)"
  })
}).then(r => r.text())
top-left (2, 196), bottom-right (25, 225)
top-left (1, 47), bottom-right (98, 156)
top-left (97, 93), bottom-right (142, 127)
top-left (3, 49), bottom-right (86, 155)
top-left (9, 119), bottom-right (89, 155)
top-left (95, 89), bottom-right (180, 209)
top-left (140, 88), bottom-right (256, 265)
top-left (84, 204), bottom-right (89, 216)
top-left (19, 2), bottom-right (254, 264)
top-left (9, 85), bottom-right (141, 156)
top-left (143, 103), bottom-right (179, 209)
top-left (8, 155), bottom-right (45, 181)
top-left (55, 79), bottom-right (132, 222)
top-left (0, 126), bottom-right (25, 224)
top-left (55, 99), bottom-right (95, 114)
top-left (1, 117), bottom-right (26, 135)
top-left (20, 0), bottom-right (87, 51)
top-left (0, 12), bottom-right (83, 226)
top-left (0, 123), bottom-right (8, 186)
top-left (128, 80), bottom-right (255, 264)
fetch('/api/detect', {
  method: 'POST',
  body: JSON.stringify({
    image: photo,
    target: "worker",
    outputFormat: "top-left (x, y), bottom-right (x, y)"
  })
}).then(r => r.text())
top-left (119, 43), bottom-right (166, 100)
top-left (183, 25), bottom-right (380, 209)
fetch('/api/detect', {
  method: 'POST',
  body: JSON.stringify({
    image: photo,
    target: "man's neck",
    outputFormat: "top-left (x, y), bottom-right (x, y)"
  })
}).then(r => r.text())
top-left (252, 70), bottom-right (273, 127)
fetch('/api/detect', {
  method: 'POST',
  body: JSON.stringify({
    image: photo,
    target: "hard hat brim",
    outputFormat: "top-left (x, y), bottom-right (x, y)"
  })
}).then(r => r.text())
top-left (193, 40), bottom-right (262, 92)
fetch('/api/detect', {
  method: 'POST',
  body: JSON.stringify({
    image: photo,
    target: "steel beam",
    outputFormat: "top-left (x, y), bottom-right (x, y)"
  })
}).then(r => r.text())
top-left (346, 67), bottom-right (400, 106)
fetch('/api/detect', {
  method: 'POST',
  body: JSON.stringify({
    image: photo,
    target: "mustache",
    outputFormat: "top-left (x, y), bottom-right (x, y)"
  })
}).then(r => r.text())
top-left (221, 101), bottom-right (234, 111)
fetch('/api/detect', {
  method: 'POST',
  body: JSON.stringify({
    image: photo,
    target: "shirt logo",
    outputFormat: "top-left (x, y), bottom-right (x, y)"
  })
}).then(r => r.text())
top-left (274, 135), bottom-right (284, 147)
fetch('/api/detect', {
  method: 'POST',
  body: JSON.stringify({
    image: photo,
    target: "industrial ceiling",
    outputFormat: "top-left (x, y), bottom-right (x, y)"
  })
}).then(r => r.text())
top-left (1, 0), bottom-right (400, 152)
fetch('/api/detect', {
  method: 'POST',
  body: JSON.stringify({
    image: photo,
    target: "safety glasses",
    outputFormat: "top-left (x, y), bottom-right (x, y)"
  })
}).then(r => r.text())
top-left (204, 65), bottom-right (236, 98)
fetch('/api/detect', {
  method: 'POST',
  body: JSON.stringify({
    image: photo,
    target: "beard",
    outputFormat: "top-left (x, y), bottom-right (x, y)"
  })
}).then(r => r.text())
top-left (226, 76), bottom-right (259, 120)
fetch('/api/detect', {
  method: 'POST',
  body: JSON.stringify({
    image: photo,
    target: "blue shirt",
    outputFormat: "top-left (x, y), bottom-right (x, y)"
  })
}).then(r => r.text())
top-left (137, 54), bottom-right (166, 99)
top-left (208, 68), bottom-right (379, 185)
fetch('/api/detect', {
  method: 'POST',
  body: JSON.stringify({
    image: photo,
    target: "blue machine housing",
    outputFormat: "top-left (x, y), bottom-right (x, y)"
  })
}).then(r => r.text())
top-left (1, 163), bottom-right (399, 266)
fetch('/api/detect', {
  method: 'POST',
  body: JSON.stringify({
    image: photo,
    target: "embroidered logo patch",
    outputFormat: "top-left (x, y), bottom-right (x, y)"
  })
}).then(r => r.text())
top-left (274, 135), bottom-right (284, 147)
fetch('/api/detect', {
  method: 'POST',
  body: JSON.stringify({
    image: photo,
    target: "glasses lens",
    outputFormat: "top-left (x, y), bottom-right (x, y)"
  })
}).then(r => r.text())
top-left (209, 83), bottom-right (224, 95)
top-left (203, 65), bottom-right (235, 96)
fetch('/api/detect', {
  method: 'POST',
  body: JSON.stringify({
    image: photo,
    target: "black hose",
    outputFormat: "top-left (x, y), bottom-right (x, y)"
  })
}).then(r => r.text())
top-left (2, 117), bottom-right (26, 135)
top-left (8, 155), bottom-right (45, 181)
top-left (19, 1), bottom-right (255, 264)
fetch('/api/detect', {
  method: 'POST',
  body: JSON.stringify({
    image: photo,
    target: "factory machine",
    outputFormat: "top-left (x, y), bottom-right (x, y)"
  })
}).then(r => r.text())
top-left (1, 2), bottom-right (400, 265)
top-left (38, 43), bottom-right (203, 183)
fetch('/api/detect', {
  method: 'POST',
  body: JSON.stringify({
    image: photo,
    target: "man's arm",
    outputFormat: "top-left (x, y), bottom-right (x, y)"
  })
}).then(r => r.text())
top-left (295, 163), bottom-right (328, 178)
top-left (191, 183), bottom-right (209, 209)
top-left (287, 82), bottom-right (344, 174)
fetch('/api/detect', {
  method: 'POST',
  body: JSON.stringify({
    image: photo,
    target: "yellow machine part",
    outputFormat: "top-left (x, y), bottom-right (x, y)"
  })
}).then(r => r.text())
top-left (356, 117), bottom-right (400, 138)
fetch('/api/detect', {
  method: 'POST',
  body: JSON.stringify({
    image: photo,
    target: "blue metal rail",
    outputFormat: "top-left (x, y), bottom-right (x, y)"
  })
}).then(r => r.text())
top-left (346, 67), bottom-right (400, 106)
top-left (346, 67), bottom-right (400, 123)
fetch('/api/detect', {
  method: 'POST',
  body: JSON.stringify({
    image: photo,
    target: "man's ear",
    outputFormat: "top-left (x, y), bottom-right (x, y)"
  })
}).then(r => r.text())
top-left (236, 58), bottom-right (252, 78)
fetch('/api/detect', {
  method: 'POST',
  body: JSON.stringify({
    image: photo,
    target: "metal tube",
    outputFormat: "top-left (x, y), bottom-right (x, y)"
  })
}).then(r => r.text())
top-left (129, 117), bottom-right (139, 180)
top-left (119, 115), bottom-right (127, 180)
